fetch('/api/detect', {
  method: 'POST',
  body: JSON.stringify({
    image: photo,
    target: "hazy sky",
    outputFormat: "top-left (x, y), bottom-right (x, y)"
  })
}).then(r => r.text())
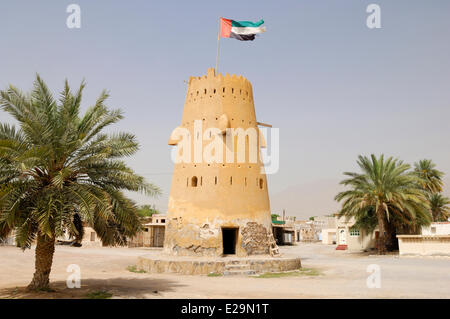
top-left (1, 1), bottom-right (449, 219)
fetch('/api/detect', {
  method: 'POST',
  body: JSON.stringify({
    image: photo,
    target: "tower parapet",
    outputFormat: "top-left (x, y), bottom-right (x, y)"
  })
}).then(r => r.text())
top-left (164, 68), bottom-right (272, 257)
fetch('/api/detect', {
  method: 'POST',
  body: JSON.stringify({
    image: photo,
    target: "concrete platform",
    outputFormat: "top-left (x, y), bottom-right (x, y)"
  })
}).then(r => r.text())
top-left (137, 254), bottom-right (301, 275)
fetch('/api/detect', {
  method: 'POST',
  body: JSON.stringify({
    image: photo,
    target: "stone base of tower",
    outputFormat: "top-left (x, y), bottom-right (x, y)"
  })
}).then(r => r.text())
top-left (163, 219), bottom-right (273, 257)
top-left (137, 254), bottom-right (301, 276)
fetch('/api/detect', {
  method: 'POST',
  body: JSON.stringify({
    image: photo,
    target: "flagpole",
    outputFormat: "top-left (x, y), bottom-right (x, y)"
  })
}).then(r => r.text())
top-left (216, 17), bottom-right (221, 74)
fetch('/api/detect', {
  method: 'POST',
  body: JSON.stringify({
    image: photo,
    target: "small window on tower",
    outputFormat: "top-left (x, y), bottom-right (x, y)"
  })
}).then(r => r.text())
top-left (215, 176), bottom-right (218, 185)
top-left (230, 176), bottom-right (233, 185)
top-left (259, 178), bottom-right (264, 189)
top-left (191, 176), bottom-right (198, 187)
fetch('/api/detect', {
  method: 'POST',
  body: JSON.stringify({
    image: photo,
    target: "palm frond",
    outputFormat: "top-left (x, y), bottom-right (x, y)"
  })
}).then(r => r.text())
top-left (0, 75), bottom-right (160, 248)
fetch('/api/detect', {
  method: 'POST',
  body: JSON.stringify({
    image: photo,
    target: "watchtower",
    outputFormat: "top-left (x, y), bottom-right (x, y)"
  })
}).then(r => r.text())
top-left (164, 68), bottom-right (273, 257)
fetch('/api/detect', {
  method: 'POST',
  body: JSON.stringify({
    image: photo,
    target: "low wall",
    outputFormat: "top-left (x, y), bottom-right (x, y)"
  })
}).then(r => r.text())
top-left (397, 235), bottom-right (450, 256)
top-left (137, 255), bottom-right (301, 275)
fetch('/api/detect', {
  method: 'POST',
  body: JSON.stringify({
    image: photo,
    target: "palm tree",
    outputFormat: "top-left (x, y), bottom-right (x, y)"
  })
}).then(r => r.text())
top-left (0, 75), bottom-right (160, 290)
top-left (428, 193), bottom-right (450, 222)
top-left (335, 154), bottom-right (431, 254)
top-left (414, 159), bottom-right (444, 193)
top-left (351, 206), bottom-right (377, 234)
top-left (137, 204), bottom-right (158, 217)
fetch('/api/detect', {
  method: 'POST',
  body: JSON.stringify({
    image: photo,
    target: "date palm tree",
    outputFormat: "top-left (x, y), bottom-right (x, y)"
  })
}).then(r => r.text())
top-left (335, 154), bottom-right (431, 254)
top-left (0, 75), bottom-right (160, 290)
top-left (414, 159), bottom-right (444, 193)
top-left (428, 193), bottom-right (450, 222)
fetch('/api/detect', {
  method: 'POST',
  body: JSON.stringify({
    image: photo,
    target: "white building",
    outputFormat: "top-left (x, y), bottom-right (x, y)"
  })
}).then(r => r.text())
top-left (421, 222), bottom-right (450, 235)
top-left (398, 222), bottom-right (450, 256)
top-left (322, 215), bottom-right (378, 251)
top-left (128, 214), bottom-right (167, 248)
top-left (0, 231), bottom-right (16, 246)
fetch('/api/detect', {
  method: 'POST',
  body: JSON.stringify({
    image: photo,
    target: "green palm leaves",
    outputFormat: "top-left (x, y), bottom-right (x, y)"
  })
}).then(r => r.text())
top-left (0, 75), bottom-right (161, 248)
top-left (413, 159), bottom-right (449, 222)
top-left (335, 154), bottom-right (432, 254)
top-left (414, 159), bottom-right (444, 193)
top-left (427, 193), bottom-right (450, 222)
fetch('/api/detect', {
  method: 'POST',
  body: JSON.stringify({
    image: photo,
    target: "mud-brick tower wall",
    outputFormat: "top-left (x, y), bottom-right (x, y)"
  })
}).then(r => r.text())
top-left (164, 68), bottom-right (272, 257)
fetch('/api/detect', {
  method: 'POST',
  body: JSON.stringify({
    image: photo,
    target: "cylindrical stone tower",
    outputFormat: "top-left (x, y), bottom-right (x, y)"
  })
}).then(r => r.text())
top-left (164, 68), bottom-right (272, 257)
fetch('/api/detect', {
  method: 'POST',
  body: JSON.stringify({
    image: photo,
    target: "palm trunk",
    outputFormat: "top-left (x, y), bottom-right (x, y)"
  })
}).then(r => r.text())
top-left (376, 208), bottom-right (387, 255)
top-left (27, 234), bottom-right (56, 290)
top-left (384, 221), bottom-right (396, 251)
top-left (431, 210), bottom-right (437, 222)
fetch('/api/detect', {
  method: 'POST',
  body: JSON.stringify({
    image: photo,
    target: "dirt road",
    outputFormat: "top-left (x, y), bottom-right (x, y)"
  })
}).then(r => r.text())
top-left (1, 243), bottom-right (449, 298)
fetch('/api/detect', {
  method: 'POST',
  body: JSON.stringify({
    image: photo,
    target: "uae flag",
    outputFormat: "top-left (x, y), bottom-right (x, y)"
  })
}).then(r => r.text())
top-left (220, 18), bottom-right (266, 41)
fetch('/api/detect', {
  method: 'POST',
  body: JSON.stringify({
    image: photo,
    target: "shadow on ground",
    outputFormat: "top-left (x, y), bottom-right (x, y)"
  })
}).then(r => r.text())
top-left (0, 277), bottom-right (184, 299)
top-left (347, 250), bottom-right (399, 258)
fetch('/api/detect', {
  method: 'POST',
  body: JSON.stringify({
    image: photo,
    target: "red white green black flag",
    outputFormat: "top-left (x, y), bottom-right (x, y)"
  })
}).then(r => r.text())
top-left (220, 18), bottom-right (266, 41)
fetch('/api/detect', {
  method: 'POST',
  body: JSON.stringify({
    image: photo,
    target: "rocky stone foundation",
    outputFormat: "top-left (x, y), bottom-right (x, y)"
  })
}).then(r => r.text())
top-left (164, 220), bottom-right (272, 257)
top-left (137, 255), bottom-right (301, 275)
top-left (241, 222), bottom-right (270, 255)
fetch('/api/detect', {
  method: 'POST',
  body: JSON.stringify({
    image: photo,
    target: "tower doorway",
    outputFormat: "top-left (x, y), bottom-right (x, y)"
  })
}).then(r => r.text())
top-left (222, 227), bottom-right (238, 255)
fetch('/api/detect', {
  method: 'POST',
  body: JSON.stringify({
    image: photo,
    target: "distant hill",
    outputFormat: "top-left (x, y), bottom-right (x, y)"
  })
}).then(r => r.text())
top-left (270, 176), bottom-right (450, 220)
top-left (269, 179), bottom-right (344, 220)
top-left (136, 175), bottom-right (450, 220)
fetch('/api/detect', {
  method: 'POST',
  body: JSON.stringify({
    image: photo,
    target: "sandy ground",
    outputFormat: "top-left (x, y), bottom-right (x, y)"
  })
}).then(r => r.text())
top-left (1, 243), bottom-right (449, 299)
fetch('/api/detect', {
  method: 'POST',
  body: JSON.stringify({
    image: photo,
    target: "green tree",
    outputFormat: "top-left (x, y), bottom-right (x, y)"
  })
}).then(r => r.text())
top-left (351, 207), bottom-right (377, 234)
top-left (427, 193), bottom-right (450, 222)
top-left (137, 204), bottom-right (159, 217)
top-left (271, 214), bottom-right (280, 221)
top-left (0, 75), bottom-right (160, 290)
top-left (414, 159), bottom-right (444, 193)
top-left (335, 154), bottom-right (431, 254)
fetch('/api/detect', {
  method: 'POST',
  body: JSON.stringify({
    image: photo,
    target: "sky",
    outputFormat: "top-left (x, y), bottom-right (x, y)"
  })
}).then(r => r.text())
top-left (1, 1), bottom-right (449, 219)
